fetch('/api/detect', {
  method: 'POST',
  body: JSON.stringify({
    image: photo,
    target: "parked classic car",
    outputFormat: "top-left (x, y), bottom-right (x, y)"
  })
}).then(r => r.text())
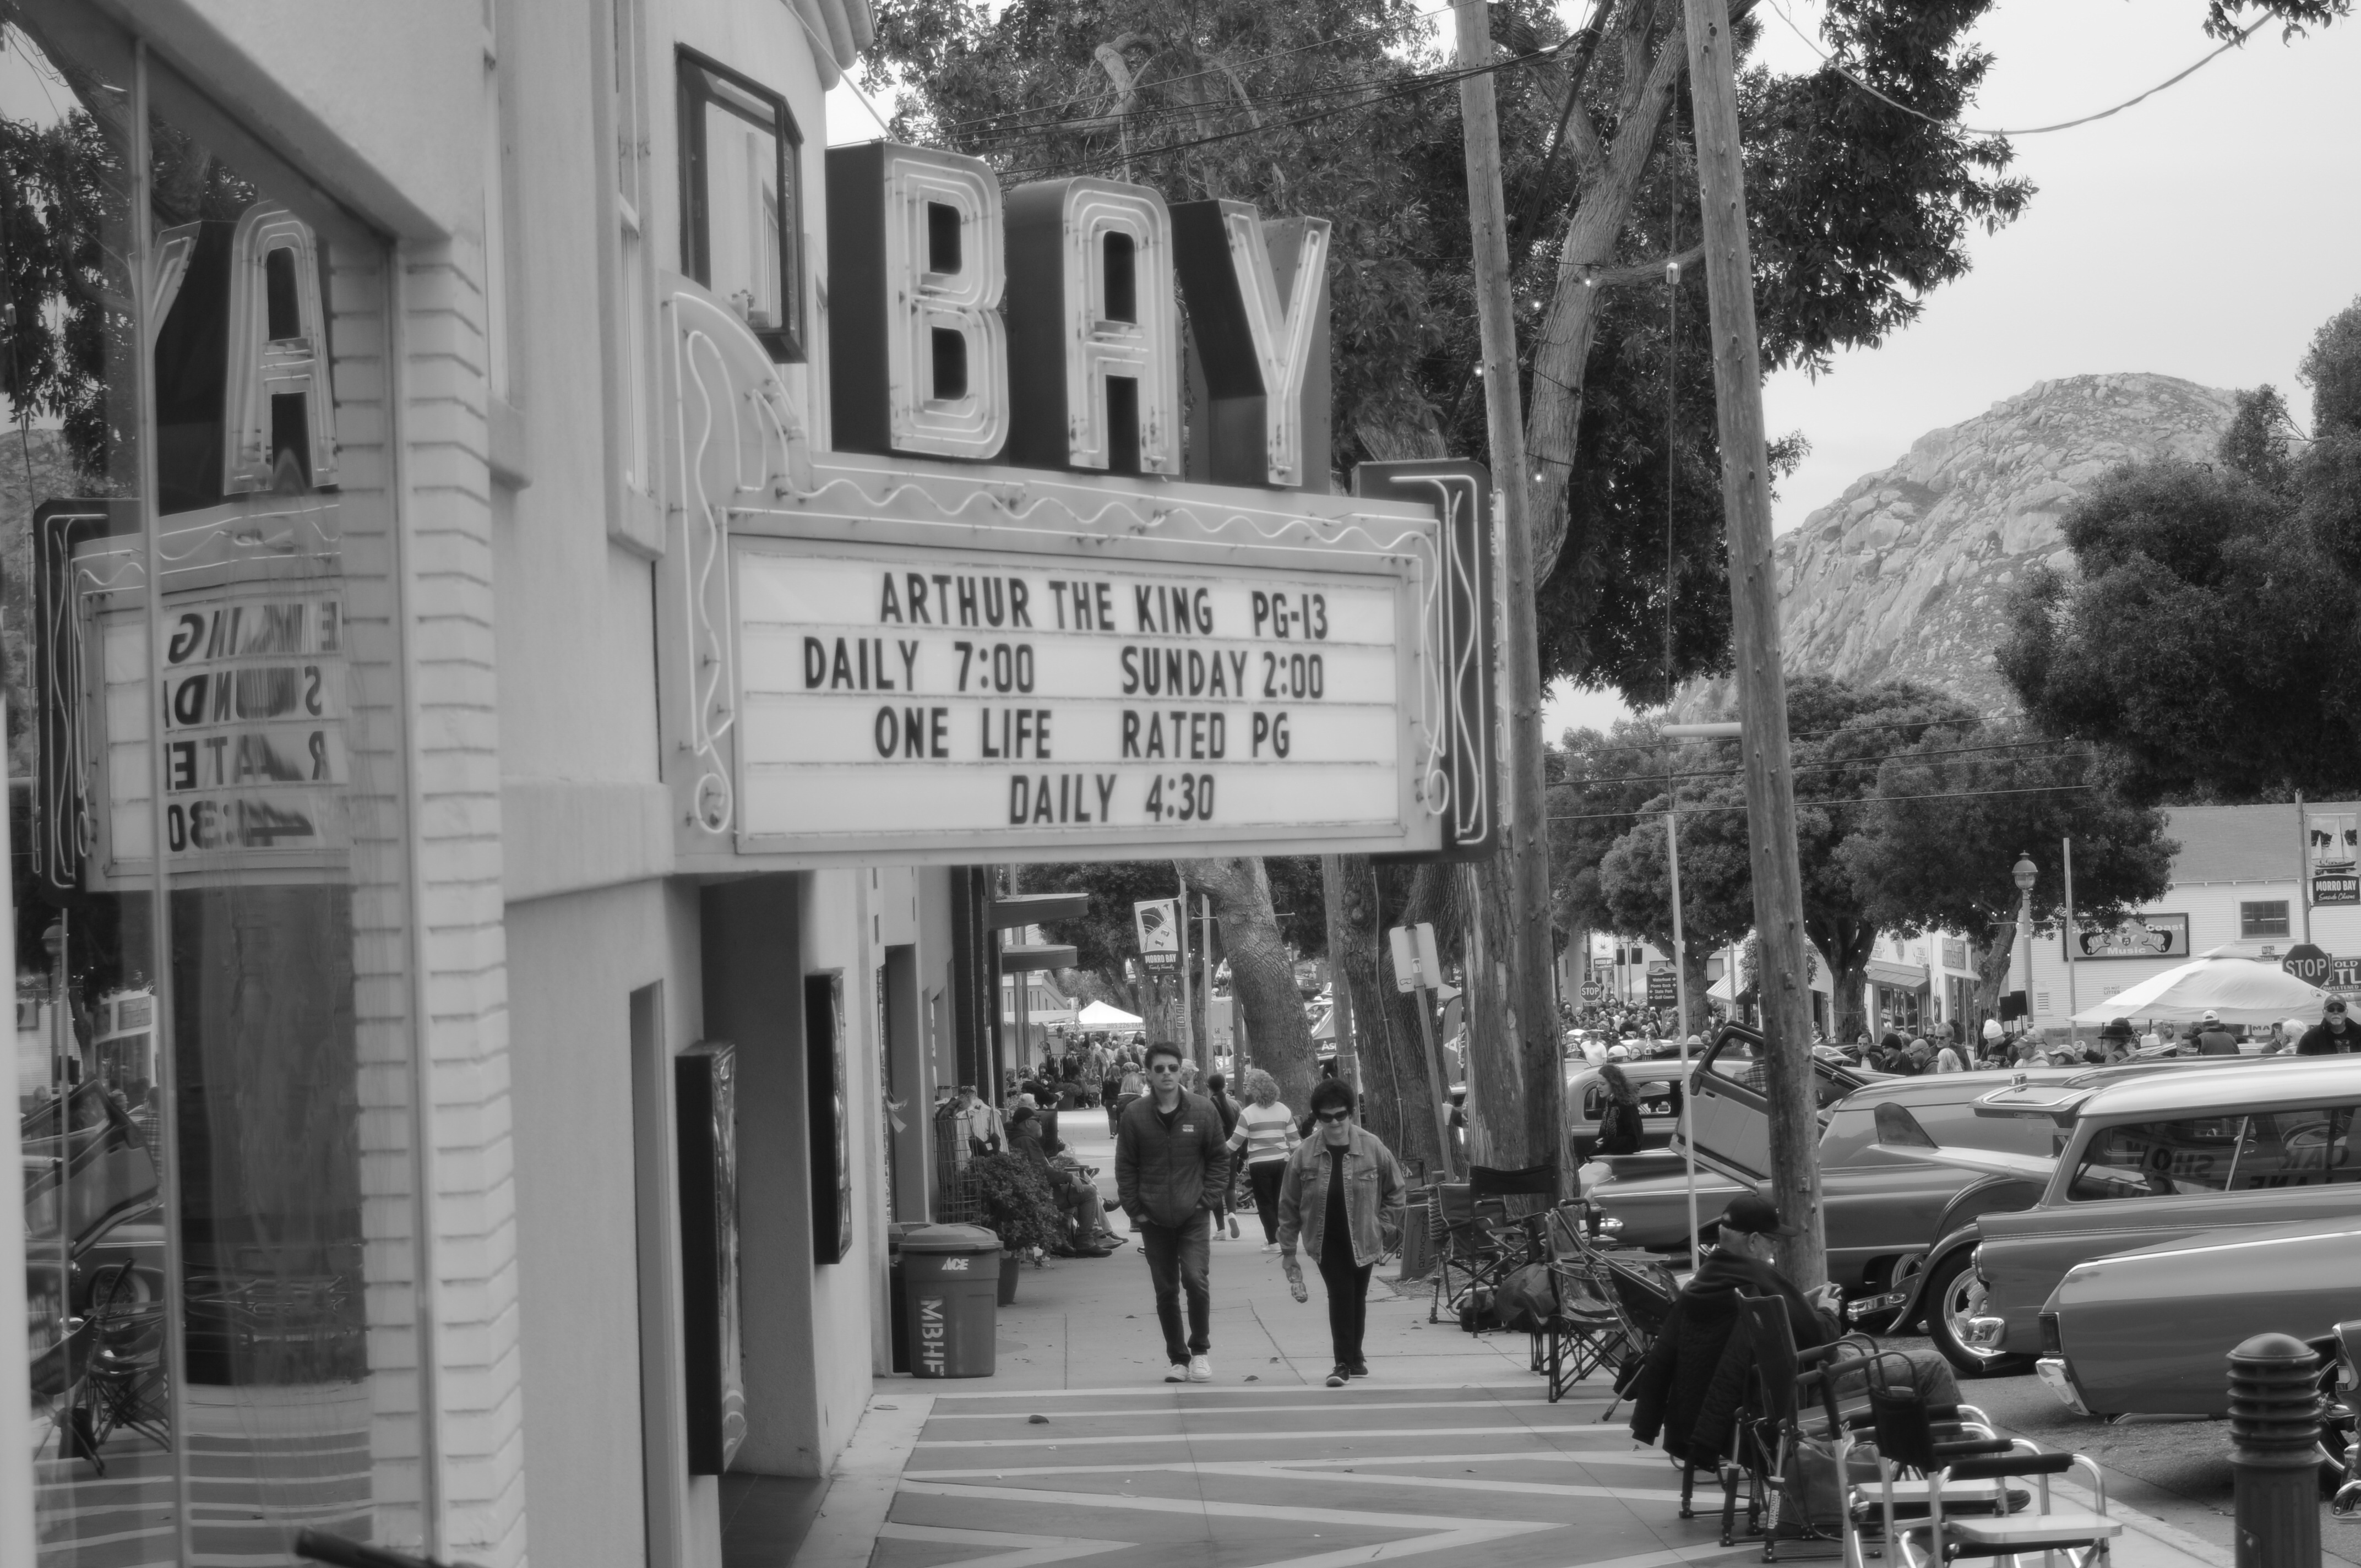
top-left (2035, 1212), bottom-right (2361, 1422)
top-left (1945, 1057), bottom-right (2361, 1375)
top-left (1563, 1058), bottom-right (1686, 1162)
top-left (1588, 1058), bottom-right (2070, 1299)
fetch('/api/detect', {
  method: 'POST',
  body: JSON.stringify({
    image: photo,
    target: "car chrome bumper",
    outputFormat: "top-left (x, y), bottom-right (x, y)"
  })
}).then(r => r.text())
top-left (1961, 1315), bottom-right (2008, 1349)
top-left (1846, 1288), bottom-right (1911, 1325)
top-left (2035, 1357), bottom-right (2090, 1416)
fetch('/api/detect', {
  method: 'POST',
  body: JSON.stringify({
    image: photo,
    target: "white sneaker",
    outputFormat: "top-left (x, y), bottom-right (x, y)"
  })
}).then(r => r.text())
top-left (1187, 1354), bottom-right (1212, 1382)
top-left (1165, 1363), bottom-right (1188, 1383)
top-left (1261, 1243), bottom-right (1279, 1255)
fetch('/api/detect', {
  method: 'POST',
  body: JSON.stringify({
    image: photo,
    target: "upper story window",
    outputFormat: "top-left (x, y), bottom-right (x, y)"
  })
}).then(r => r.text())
top-left (677, 50), bottom-right (803, 361)
top-left (2241, 900), bottom-right (2291, 940)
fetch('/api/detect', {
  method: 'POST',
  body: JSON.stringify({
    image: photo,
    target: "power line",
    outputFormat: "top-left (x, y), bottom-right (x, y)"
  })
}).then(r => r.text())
top-left (1546, 781), bottom-right (2097, 825)
top-left (1764, 0), bottom-right (2270, 138)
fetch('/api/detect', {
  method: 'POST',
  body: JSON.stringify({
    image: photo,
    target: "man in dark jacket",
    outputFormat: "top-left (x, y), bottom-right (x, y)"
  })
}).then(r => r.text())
top-left (2193, 1010), bottom-right (2240, 1056)
top-left (2299, 997), bottom-right (2361, 1054)
top-left (1629, 1196), bottom-right (1957, 1467)
top-left (1116, 1042), bottom-right (1233, 1382)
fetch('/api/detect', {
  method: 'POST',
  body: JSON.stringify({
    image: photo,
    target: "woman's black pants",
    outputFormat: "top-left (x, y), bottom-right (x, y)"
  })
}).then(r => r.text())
top-left (1249, 1161), bottom-right (1285, 1242)
top-left (1318, 1252), bottom-right (1373, 1366)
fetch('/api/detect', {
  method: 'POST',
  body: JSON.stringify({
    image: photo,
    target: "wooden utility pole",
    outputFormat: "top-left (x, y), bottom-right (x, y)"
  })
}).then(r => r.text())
top-left (1679, 0), bottom-right (1826, 1287)
top-left (1320, 856), bottom-right (1359, 1089)
top-left (1453, 0), bottom-right (1565, 1187)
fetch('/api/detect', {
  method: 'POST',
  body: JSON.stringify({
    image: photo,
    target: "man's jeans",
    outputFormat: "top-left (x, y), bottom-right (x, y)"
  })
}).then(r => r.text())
top-left (1137, 1211), bottom-right (1212, 1365)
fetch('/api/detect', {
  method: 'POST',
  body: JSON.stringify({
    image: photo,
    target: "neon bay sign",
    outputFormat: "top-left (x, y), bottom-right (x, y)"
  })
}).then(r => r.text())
top-left (824, 140), bottom-right (1331, 487)
top-left (660, 141), bottom-right (1490, 868)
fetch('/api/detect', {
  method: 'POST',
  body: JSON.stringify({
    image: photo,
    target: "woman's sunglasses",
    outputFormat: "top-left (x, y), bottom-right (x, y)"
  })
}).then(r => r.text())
top-left (1314, 1108), bottom-right (1352, 1124)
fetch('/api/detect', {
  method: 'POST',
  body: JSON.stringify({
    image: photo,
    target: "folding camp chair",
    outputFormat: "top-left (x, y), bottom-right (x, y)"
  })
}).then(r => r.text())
top-left (1592, 1252), bottom-right (1680, 1424)
top-left (1857, 1384), bottom-right (2118, 1568)
top-left (1470, 1161), bottom-right (1558, 1216)
top-left (1428, 1182), bottom-right (1522, 1325)
top-left (1535, 1253), bottom-right (1630, 1402)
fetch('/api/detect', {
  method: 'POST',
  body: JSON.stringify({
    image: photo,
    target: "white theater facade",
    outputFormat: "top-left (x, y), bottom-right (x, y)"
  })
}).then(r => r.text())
top-left (0, 5), bottom-right (1491, 1568)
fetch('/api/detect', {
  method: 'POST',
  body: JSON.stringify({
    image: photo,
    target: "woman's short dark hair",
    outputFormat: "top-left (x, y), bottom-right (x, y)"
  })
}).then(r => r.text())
top-left (1307, 1078), bottom-right (1355, 1118)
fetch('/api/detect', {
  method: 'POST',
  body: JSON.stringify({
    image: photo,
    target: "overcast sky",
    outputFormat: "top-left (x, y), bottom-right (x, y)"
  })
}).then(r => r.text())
top-left (825, 4), bottom-right (2361, 738)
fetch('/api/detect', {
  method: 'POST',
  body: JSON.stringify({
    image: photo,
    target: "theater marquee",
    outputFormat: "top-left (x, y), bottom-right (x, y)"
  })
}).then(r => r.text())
top-left (716, 459), bottom-right (1443, 862)
top-left (657, 138), bottom-right (1492, 869)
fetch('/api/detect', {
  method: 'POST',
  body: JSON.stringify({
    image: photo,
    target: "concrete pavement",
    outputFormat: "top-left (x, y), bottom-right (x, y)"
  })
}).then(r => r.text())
top-left (800, 1118), bottom-right (2238, 1568)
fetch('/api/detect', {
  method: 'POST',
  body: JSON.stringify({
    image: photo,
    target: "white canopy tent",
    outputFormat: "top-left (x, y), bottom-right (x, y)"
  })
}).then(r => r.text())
top-left (1075, 1000), bottom-right (1144, 1028)
top-left (2070, 955), bottom-right (2329, 1027)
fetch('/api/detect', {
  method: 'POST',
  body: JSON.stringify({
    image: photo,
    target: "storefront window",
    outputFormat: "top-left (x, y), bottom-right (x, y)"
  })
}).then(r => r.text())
top-left (10, 15), bottom-right (426, 1563)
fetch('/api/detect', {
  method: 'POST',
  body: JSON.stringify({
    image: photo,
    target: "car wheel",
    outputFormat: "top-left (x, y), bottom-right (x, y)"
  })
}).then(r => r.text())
top-left (1924, 1250), bottom-right (2031, 1378)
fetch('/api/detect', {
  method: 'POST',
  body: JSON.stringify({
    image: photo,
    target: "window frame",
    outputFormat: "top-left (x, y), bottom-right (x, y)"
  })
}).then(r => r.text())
top-left (675, 47), bottom-right (804, 362)
top-left (2239, 899), bottom-right (2292, 940)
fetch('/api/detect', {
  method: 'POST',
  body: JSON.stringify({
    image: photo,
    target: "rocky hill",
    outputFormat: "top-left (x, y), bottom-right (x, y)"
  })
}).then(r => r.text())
top-left (1679, 373), bottom-right (2242, 716)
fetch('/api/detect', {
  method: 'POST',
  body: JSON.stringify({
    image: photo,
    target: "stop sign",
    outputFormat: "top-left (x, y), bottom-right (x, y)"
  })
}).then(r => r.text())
top-left (2283, 943), bottom-right (2333, 986)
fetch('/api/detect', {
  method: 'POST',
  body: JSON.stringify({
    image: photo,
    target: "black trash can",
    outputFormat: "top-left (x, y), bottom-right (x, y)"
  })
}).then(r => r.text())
top-left (901, 1222), bottom-right (1003, 1378)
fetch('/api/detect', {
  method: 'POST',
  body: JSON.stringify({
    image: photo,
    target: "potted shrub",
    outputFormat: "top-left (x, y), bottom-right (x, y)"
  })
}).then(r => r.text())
top-left (969, 1150), bottom-right (1062, 1304)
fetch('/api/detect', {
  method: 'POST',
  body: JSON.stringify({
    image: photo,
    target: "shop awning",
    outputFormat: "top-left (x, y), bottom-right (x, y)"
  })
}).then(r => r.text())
top-left (1864, 960), bottom-right (1930, 990)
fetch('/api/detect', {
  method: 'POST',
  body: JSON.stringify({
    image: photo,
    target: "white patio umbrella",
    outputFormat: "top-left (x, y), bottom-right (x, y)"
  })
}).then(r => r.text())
top-left (1076, 999), bottom-right (1144, 1028)
top-left (2070, 955), bottom-right (2329, 1026)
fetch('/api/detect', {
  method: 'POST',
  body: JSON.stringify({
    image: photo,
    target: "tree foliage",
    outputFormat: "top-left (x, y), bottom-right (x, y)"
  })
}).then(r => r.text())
top-left (1999, 299), bottom-right (2361, 802)
top-left (866, 0), bottom-right (2029, 707)
top-left (1552, 675), bottom-right (2175, 1036)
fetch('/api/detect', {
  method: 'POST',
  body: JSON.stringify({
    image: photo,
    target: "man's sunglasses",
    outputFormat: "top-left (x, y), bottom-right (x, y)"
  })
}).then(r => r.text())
top-left (1314, 1108), bottom-right (1352, 1124)
top-left (1147, 1062), bottom-right (1183, 1072)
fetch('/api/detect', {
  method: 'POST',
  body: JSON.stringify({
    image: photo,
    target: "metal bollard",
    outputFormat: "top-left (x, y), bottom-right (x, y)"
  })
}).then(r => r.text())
top-left (2228, 1332), bottom-right (2321, 1568)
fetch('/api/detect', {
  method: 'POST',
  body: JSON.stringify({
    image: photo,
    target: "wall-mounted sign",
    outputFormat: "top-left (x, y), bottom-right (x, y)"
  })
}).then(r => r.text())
top-left (678, 449), bottom-right (1459, 866)
top-left (2065, 912), bottom-right (2189, 961)
top-left (2310, 813), bottom-right (2359, 906)
top-left (1354, 461), bottom-right (1492, 860)
top-left (1940, 938), bottom-right (1968, 972)
top-left (660, 140), bottom-right (1495, 869)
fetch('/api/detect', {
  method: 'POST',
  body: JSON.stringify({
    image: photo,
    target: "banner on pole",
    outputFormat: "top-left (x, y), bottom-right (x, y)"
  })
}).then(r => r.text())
top-left (2309, 813), bottom-right (2359, 906)
top-left (1134, 899), bottom-right (1181, 972)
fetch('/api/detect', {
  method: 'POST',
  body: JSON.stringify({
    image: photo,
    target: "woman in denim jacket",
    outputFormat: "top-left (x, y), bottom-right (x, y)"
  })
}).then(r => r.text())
top-left (1277, 1079), bottom-right (1407, 1387)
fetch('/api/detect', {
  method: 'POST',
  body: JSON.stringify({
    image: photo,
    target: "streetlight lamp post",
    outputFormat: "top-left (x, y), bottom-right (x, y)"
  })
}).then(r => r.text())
top-left (2012, 853), bottom-right (2037, 1046)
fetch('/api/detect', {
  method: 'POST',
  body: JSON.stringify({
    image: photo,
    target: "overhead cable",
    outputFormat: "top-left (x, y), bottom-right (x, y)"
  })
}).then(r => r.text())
top-left (1764, 0), bottom-right (2269, 138)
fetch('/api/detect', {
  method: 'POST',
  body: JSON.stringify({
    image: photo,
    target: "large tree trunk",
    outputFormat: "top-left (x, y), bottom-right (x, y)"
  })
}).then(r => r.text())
top-left (1807, 919), bottom-right (1880, 1043)
top-left (1329, 856), bottom-right (1446, 1178)
top-left (1972, 928), bottom-right (2016, 1027)
top-left (1179, 857), bottom-right (1315, 1112)
top-left (1458, 853), bottom-right (1560, 1177)
top-left (1680, 941), bottom-right (1712, 1040)
top-left (1526, 3), bottom-right (1698, 580)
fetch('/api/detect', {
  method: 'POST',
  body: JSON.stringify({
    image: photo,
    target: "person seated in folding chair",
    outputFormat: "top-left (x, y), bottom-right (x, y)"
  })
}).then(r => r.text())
top-left (1625, 1196), bottom-right (1959, 1475)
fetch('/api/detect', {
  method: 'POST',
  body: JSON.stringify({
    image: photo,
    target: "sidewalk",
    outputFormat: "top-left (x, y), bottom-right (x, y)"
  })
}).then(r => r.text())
top-left (801, 1121), bottom-right (2233, 1568)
